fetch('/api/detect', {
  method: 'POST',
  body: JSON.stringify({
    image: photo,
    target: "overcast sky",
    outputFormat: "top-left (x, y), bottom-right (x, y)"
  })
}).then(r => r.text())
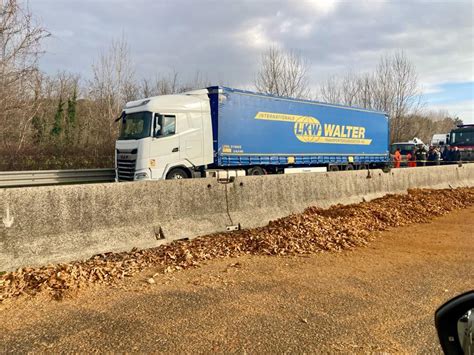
top-left (31, 0), bottom-right (473, 123)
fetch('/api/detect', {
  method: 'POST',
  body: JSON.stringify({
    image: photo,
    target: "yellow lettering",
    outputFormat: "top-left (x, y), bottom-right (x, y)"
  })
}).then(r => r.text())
top-left (352, 127), bottom-right (359, 138)
top-left (324, 124), bottom-right (335, 136)
top-left (346, 126), bottom-right (353, 137)
top-left (333, 125), bottom-right (341, 137)
top-left (340, 125), bottom-right (347, 138)
top-left (359, 127), bottom-right (365, 139)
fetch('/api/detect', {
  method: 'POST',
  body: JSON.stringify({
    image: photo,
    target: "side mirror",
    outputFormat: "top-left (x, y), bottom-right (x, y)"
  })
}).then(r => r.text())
top-left (114, 111), bottom-right (126, 123)
top-left (435, 291), bottom-right (474, 355)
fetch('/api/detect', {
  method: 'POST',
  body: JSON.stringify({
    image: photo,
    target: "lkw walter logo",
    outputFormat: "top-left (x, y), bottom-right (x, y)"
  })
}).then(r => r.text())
top-left (255, 112), bottom-right (372, 145)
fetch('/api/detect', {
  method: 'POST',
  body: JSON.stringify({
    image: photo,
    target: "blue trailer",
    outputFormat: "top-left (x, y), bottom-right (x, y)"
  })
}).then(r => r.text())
top-left (116, 86), bottom-right (390, 181)
top-left (208, 87), bottom-right (389, 173)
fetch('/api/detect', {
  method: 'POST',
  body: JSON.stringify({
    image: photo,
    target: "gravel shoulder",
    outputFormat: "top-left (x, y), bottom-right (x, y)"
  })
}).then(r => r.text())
top-left (1, 206), bottom-right (473, 353)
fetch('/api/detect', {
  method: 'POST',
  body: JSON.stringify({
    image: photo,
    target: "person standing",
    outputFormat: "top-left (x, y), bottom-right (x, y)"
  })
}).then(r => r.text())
top-left (434, 147), bottom-right (441, 165)
top-left (447, 146), bottom-right (455, 163)
top-left (416, 145), bottom-right (427, 166)
top-left (407, 149), bottom-right (417, 167)
top-left (453, 146), bottom-right (461, 163)
top-left (393, 148), bottom-right (402, 168)
top-left (427, 146), bottom-right (435, 166)
top-left (441, 145), bottom-right (449, 162)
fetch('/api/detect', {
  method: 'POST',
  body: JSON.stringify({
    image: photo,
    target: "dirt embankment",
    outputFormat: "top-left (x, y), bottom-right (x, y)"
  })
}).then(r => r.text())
top-left (0, 206), bottom-right (473, 353)
top-left (1, 187), bottom-right (473, 302)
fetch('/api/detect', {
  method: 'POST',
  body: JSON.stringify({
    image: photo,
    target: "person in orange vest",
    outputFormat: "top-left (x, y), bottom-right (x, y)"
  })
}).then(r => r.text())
top-left (407, 149), bottom-right (417, 167)
top-left (393, 148), bottom-right (402, 168)
top-left (406, 151), bottom-right (412, 167)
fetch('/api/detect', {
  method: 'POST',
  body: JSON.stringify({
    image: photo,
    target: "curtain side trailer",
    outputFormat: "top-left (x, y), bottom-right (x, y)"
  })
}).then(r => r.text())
top-left (116, 86), bottom-right (390, 181)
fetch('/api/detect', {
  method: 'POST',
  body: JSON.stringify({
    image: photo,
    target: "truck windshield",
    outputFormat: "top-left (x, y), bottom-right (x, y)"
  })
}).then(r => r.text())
top-left (119, 111), bottom-right (152, 140)
top-left (451, 130), bottom-right (474, 146)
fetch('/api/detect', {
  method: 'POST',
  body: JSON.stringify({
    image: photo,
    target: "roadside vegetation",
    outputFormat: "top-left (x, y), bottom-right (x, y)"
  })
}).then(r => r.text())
top-left (0, 0), bottom-right (461, 171)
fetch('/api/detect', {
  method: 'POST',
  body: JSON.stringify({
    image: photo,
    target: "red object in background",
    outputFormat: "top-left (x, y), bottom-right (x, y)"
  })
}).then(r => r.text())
top-left (407, 152), bottom-right (417, 167)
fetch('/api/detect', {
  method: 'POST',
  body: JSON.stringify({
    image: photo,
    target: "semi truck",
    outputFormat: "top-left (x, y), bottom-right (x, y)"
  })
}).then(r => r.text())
top-left (448, 124), bottom-right (474, 162)
top-left (115, 86), bottom-right (390, 181)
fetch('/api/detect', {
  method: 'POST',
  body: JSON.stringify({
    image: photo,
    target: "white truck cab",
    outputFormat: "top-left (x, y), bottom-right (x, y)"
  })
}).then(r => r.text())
top-left (115, 89), bottom-right (214, 181)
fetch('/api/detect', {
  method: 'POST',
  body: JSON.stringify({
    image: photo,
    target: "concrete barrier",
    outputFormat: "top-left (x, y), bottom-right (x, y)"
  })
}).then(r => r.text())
top-left (1, 164), bottom-right (473, 271)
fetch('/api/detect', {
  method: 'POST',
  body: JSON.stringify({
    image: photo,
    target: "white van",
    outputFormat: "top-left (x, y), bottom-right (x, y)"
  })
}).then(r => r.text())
top-left (431, 133), bottom-right (449, 146)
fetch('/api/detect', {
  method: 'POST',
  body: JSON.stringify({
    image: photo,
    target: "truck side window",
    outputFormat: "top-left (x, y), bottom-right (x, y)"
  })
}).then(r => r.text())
top-left (155, 114), bottom-right (176, 137)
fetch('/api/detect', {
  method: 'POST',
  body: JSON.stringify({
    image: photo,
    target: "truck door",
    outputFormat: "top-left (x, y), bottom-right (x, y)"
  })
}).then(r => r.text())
top-left (180, 112), bottom-right (203, 163)
top-left (150, 113), bottom-right (180, 178)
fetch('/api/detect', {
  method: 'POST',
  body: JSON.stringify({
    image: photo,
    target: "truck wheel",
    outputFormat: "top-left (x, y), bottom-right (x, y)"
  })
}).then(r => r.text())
top-left (328, 165), bottom-right (339, 172)
top-left (166, 168), bottom-right (188, 180)
top-left (345, 164), bottom-right (354, 171)
top-left (248, 166), bottom-right (266, 175)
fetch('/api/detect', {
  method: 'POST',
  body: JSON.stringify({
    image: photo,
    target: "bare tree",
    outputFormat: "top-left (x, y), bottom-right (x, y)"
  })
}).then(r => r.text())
top-left (371, 52), bottom-right (422, 141)
top-left (255, 46), bottom-right (311, 99)
top-left (178, 70), bottom-right (211, 93)
top-left (140, 69), bottom-right (211, 97)
top-left (319, 51), bottom-right (423, 142)
top-left (320, 75), bottom-right (343, 104)
top-left (88, 36), bottom-right (137, 145)
top-left (0, 0), bottom-right (49, 158)
top-left (140, 71), bottom-right (180, 97)
top-left (355, 73), bottom-right (374, 109)
top-left (397, 109), bottom-right (459, 143)
top-left (320, 71), bottom-right (371, 107)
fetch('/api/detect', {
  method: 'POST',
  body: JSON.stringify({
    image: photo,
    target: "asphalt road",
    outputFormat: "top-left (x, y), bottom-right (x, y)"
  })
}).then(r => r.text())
top-left (1, 207), bottom-right (473, 353)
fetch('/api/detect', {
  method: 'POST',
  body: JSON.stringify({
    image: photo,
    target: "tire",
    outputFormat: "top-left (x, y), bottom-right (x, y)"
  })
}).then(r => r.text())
top-left (166, 168), bottom-right (189, 180)
top-left (248, 166), bottom-right (266, 175)
top-left (328, 165), bottom-right (339, 172)
top-left (345, 164), bottom-right (354, 171)
top-left (358, 164), bottom-right (369, 170)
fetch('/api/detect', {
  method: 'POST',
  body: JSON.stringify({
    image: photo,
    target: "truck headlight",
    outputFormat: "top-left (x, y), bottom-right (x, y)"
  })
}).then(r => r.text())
top-left (134, 172), bottom-right (149, 180)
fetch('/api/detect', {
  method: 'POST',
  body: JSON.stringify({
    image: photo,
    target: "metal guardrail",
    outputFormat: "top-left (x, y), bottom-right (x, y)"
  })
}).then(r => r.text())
top-left (0, 168), bottom-right (116, 188)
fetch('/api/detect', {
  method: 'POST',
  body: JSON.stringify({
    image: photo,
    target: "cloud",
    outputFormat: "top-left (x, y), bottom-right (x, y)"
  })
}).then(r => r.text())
top-left (428, 100), bottom-right (474, 124)
top-left (423, 81), bottom-right (474, 123)
top-left (30, 0), bottom-right (473, 118)
top-left (237, 22), bottom-right (279, 49)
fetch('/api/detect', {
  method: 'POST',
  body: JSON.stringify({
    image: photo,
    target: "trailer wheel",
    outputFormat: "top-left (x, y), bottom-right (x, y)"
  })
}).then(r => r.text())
top-left (328, 165), bottom-right (339, 172)
top-left (166, 168), bottom-right (189, 180)
top-left (345, 164), bottom-right (354, 171)
top-left (359, 164), bottom-right (369, 170)
top-left (248, 166), bottom-right (266, 175)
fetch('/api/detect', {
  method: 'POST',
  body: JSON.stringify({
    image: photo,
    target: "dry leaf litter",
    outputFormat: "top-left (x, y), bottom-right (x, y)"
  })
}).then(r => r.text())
top-left (1, 187), bottom-right (473, 302)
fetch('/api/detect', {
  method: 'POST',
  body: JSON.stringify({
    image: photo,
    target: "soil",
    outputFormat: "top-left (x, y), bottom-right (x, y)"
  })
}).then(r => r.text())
top-left (0, 206), bottom-right (472, 353)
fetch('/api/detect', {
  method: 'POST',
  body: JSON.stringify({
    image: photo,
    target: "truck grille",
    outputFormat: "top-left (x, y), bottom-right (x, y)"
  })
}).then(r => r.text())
top-left (116, 149), bottom-right (137, 181)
